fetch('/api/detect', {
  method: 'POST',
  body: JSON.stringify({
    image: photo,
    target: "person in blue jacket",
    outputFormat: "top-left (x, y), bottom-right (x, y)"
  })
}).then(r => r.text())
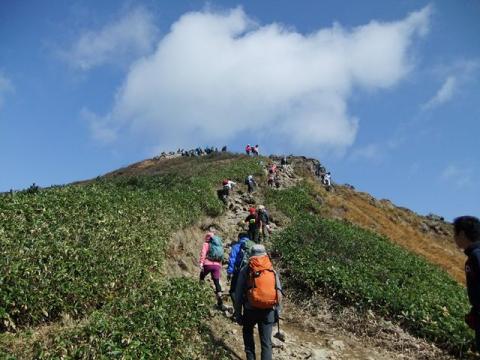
top-left (454, 215), bottom-right (480, 351)
top-left (227, 232), bottom-right (254, 306)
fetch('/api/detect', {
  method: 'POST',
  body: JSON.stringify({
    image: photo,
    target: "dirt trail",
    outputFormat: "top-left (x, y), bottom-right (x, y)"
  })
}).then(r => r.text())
top-left (164, 160), bottom-right (453, 360)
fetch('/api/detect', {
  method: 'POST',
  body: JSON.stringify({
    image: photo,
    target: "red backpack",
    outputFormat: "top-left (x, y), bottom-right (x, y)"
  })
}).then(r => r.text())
top-left (246, 255), bottom-right (279, 309)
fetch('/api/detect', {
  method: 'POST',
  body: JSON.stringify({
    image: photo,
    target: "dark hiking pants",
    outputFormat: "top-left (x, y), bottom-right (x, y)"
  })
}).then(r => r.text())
top-left (248, 227), bottom-right (260, 243)
top-left (242, 308), bottom-right (275, 360)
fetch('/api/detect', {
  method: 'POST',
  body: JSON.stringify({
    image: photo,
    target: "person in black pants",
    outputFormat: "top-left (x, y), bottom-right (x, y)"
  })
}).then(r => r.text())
top-left (454, 215), bottom-right (480, 351)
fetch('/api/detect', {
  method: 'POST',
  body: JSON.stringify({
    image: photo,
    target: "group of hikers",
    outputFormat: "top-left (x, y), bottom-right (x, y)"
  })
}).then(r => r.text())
top-left (181, 146), bottom-right (228, 157)
top-left (315, 162), bottom-right (332, 187)
top-left (203, 158), bottom-right (281, 359)
top-left (245, 144), bottom-right (260, 156)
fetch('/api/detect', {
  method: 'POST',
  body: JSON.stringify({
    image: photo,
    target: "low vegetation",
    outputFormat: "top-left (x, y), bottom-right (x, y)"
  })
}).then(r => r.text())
top-left (0, 155), bottom-right (262, 358)
top-left (267, 185), bottom-right (473, 355)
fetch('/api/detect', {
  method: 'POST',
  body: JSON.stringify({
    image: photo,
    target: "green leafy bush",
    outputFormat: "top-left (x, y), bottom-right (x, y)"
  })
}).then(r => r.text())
top-left (268, 186), bottom-right (473, 355)
top-left (27, 278), bottom-right (212, 359)
top-left (0, 155), bottom-right (262, 357)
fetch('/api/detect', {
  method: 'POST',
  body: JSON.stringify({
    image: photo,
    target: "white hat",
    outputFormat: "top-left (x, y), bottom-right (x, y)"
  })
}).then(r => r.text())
top-left (251, 244), bottom-right (267, 257)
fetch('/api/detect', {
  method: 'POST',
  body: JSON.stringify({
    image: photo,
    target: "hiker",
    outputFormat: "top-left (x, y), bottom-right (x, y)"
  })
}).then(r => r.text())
top-left (221, 145), bottom-right (227, 152)
top-left (280, 156), bottom-right (288, 166)
top-left (267, 173), bottom-right (274, 188)
top-left (454, 216), bottom-right (480, 351)
top-left (323, 172), bottom-right (331, 186)
top-left (246, 144), bottom-right (252, 156)
top-left (199, 232), bottom-right (225, 310)
top-left (222, 179), bottom-right (236, 199)
top-left (245, 175), bottom-right (257, 193)
top-left (252, 144), bottom-right (259, 156)
top-left (234, 244), bottom-right (282, 360)
top-left (274, 174), bottom-right (281, 189)
top-left (227, 233), bottom-right (255, 307)
top-left (268, 163), bottom-right (277, 174)
top-left (245, 207), bottom-right (261, 243)
top-left (258, 205), bottom-right (271, 242)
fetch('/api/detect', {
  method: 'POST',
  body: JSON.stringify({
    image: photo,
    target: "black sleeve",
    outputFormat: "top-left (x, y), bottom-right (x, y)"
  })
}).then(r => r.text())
top-left (467, 251), bottom-right (480, 310)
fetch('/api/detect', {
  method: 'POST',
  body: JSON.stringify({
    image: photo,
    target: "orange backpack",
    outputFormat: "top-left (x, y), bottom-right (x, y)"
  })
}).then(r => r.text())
top-left (246, 255), bottom-right (279, 309)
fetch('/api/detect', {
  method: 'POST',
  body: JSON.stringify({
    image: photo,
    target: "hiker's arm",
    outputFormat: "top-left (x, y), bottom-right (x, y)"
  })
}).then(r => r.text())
top-left (199, 242), bottom-right (208, 267)
top-left (227, 245), bottom-right (239, 274)
top-left (468, 251), bottom-right (480, 310)
top-left (234, 268), bottom-right (247, 317)
top-left (275, 273), bottom-right (283, 314)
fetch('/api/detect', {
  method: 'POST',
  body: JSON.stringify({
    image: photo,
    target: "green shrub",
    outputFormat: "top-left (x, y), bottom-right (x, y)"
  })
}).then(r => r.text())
top-left (268, 186), bottom-right (473, 355)
top-left (0, 155), bottom-right (262, 357)
top-left (27, 278), bottom-right (212, 359)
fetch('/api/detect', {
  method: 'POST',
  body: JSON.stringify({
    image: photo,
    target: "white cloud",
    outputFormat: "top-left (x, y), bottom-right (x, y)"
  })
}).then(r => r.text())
top-left (422, 76), bottom-right (457, 110)
top-left (350, 143), bottom-right (384, 162)
top-left (441, 164), bottom-right (474, 188)
top-left (91, 6), bottom-right (431, 152)
top-left (0, 72), bottom-right (13, 109)
top-left (63, 7), bottom-right (158, 70)
top-left (81, 108), bottom-right (117, 143)
top-left (422, 59), bottom-right (480, 110)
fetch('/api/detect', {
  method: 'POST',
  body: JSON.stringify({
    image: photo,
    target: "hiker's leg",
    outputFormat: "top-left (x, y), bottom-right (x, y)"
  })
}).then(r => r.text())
top-left (475, 327), bottom-right (480, 352)
top-left (229, 273), bottom-right (238, 306)
top-left (254, 228), bottom-right (260, 243)
top-left (242, 310), bottom-right (256, 360)
top-left (258, 310), bottom-right (274, 360)
top-left (211, 266), bottom-right (224, 307)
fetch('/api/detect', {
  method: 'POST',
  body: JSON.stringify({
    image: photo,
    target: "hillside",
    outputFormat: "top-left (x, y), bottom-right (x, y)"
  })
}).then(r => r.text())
top-left (0, 153), bottom-right (475, 359)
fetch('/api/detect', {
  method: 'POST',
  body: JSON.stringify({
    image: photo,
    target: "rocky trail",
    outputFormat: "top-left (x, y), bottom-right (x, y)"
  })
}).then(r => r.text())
top-left (164, 160), bottom-right (454, 360)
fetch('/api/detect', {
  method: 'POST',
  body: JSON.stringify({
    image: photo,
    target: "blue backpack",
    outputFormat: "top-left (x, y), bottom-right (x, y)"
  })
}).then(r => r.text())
top-left (207, 236), bottom-right (224, 262)
top-left (234, 238), bottom-right (255, 272)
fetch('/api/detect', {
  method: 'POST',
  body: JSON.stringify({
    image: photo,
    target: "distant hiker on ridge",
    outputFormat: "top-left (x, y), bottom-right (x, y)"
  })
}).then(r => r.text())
top-left (454, 216), bottom-right (480, 351)
top-left (245, 144), bottom-right (252, 156)
top-left (199, 232), bottom-right (226, 310)
top-left (234, 244), bottom-right (282, 360)
top-left (252, 144), bottom-right (260, 156)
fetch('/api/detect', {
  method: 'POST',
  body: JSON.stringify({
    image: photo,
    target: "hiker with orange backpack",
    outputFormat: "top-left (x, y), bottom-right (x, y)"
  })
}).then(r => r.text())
top-left (234, 244), bottom-right (282, 360)
top-left (199, 232), bottom-right (226, 310)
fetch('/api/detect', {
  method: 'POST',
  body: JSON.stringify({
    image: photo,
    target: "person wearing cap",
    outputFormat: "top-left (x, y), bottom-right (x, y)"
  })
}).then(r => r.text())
top-left (257, 205), bottom-right (271, 242)
top-left (234, 244), bottom-right (282, 360)
top-left (199, 231), bottom-right (225, 310)
top-left (245, 207), bottom-right (261, 243)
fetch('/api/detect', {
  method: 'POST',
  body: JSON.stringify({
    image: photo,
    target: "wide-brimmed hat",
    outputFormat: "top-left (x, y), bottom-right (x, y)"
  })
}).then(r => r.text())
top-left (250, 244), bottom-right (267, 257)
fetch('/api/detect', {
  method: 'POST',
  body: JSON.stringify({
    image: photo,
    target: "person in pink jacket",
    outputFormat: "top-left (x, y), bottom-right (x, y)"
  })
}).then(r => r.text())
top-left (199, 232), bottom-right (225, 309)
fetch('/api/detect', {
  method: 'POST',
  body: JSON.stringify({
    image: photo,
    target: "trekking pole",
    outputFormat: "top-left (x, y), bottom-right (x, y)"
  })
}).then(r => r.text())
top-left (273, 309), bottom-right (286, 342)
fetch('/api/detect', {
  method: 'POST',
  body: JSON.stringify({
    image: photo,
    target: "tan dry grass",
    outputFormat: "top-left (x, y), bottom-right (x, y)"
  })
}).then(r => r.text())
top-left (305, 179), bottom-right (465, 284)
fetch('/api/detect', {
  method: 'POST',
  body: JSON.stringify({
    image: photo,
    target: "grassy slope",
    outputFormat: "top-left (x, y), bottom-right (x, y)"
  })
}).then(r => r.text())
top-left (266, 183), bottom-right (473, 356)
top-left (0, 154), bottom-right (262, 359)
top-left (317, 181), bottom-right (465, 284)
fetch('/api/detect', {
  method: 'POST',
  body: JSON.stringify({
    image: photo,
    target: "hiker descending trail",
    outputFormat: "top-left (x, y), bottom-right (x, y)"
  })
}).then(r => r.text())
top-left (165, 155), bottom-right (454, 360)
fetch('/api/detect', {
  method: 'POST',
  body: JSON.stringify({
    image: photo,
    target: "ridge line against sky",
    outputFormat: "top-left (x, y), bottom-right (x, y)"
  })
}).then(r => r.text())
top-left (0, 1), bottom-right (479, 220)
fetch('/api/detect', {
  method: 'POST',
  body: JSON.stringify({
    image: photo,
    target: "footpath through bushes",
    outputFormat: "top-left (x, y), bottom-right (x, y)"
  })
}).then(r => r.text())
top-left (267, 185), bottom-right (473, 356)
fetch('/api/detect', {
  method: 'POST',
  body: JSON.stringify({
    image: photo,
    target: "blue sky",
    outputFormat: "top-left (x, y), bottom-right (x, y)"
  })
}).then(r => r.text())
top-left (1, 0), bottom-right (479, 221)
